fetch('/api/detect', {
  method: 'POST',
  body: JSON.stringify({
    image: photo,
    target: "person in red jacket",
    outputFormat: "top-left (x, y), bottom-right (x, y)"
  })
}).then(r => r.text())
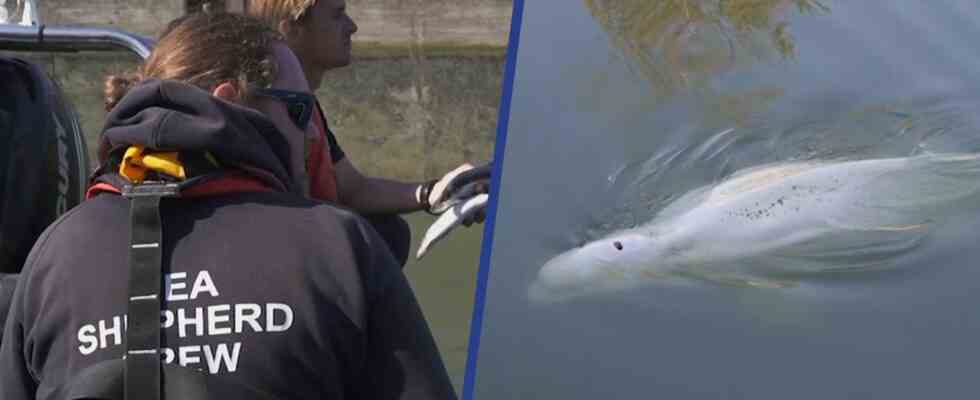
top-left (246, 0), bottom-right (489, 264)
top-left (0, 12), bottom-right (456, 400)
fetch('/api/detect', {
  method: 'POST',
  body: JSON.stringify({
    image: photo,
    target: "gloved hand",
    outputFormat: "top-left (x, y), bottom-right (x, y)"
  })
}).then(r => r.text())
top-left (417, 162), bottom-right (491, 217)
top-left (461, 204), bottom-right (487, 227)
top-left (449, 177), bottom-right (489, 226)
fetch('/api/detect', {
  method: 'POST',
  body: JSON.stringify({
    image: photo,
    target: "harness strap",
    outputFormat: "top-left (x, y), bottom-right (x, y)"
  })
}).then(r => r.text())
top-left (122, 182), bottom-right (178, 400)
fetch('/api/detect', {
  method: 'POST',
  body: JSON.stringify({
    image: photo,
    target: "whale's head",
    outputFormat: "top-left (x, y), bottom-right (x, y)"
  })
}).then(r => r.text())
top-left (528, 230), bottom-right (666, 304)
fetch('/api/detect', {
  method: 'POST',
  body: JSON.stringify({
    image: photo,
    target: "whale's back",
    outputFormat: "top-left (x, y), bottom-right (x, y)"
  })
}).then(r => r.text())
top-left (655, 154), bottom-right (980, 276)
top-left (706, 161), bottom-right (828, 205)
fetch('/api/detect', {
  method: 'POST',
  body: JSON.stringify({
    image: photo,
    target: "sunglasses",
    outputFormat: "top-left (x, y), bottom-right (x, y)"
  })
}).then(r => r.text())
top-left (251, 87), bottom-right (316, 130)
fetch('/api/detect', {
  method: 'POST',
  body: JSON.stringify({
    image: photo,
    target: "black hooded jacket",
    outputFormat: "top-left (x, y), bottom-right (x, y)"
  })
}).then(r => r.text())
top-left (0, 80), bottom-right (457, 400)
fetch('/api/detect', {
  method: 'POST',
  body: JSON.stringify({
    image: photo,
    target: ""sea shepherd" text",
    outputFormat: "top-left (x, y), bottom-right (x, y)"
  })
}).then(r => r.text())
top-left (76, 270), bottom-right (294, 374)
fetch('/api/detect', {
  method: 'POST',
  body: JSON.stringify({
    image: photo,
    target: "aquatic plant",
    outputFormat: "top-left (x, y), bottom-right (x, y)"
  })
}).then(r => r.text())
top-left (583, 0), bottom-right (829, 94)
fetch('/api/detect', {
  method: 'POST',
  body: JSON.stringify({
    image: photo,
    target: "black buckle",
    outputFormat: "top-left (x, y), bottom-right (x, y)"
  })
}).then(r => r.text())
top-left (121, 181), bottom-right (180, 198)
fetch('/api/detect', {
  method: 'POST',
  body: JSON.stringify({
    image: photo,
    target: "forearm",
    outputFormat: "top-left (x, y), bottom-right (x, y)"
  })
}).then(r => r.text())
top-left (340, 175), bottom-right (425, 214)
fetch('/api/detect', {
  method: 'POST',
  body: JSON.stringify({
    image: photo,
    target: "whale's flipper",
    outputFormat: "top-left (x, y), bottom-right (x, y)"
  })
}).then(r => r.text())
top-left (757, 223), bottom-right (931, 276)
top-left (673, 269), bottom-right (799, 289)
top-left (674, 225), bottom-right (928, 288)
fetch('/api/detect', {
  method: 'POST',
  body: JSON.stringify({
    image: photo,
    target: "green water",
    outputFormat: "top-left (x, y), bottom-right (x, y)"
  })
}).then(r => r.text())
top-left (402, 213), bottom-right (483, 391)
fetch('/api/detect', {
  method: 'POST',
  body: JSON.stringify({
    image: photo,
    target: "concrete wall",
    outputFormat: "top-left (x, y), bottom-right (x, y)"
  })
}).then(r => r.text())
top-left (40, 0), bottom-right (185, 36)
top-left (7, 50), bottom-right (502, 181)
top-left (32, 0), bottom-right (511, 46)
top-left (348, 0), bottom-right (511, 46)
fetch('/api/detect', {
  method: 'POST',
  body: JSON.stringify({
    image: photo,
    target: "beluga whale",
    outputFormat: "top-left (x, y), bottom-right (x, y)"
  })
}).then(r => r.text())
top-left (529, 152), bottom-right (980, 304)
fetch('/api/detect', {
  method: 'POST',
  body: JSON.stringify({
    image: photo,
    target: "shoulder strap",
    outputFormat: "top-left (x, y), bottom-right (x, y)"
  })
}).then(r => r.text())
top-left (121, 181), bottom-right (179, 400)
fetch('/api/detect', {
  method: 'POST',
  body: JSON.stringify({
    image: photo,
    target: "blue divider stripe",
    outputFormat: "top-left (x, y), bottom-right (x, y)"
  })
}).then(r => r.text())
top-left (461, 0), bottom-right (525, 398)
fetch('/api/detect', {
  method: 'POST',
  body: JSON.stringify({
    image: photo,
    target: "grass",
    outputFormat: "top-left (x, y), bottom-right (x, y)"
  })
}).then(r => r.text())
top-left (353, 41), bottom-right (507, 58)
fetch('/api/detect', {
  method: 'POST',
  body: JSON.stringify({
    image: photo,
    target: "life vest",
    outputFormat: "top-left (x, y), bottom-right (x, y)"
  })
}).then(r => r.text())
top-left (307, 105), bottom-right (339, 203)
top-left (90, 103), bottom-right (340, 203)
top-left (86, 146), bottom-right (275, 199)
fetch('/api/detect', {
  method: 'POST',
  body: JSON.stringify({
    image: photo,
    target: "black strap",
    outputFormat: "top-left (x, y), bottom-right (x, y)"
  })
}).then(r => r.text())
top-left (65, 360), bottom-right (284, 400)
top-left (121, 182), bottom-right (178, 400)
top-left (63, 179), bottom-right (280, 400)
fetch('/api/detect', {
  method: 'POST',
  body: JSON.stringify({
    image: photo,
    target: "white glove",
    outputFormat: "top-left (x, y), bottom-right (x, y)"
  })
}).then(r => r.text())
top-left (417, 163), bottom-right (490, 215)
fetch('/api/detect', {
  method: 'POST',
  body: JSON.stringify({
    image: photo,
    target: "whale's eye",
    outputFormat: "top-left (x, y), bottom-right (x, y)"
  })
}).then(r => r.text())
top-left (613, 241), bottom-right (623, 251)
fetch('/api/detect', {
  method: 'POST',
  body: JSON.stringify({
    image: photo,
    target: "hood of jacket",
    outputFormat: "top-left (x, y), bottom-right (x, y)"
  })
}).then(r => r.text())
top-left (94, 79), bottom-right (301, 194)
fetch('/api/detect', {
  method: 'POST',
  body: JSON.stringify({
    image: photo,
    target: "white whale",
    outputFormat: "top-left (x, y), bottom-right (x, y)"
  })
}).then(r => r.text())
top-left (530, 152), bottom-right (980, 304)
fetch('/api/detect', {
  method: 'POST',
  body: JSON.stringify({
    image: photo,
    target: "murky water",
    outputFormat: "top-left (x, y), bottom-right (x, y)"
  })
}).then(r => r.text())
top-left (403, 213), bottom-right (483, 392)
top-left (474, 1), bottom-right (980, 398)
